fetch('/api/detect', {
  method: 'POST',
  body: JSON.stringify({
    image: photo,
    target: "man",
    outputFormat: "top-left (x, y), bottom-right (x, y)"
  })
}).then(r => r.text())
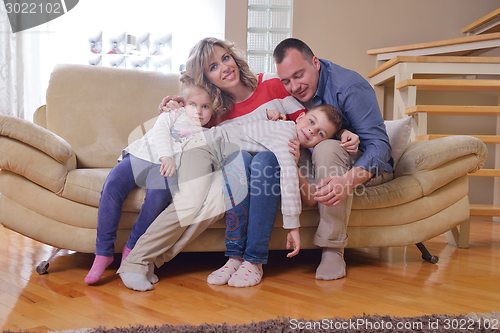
top-left (273, 38), bottom-right (393, 281)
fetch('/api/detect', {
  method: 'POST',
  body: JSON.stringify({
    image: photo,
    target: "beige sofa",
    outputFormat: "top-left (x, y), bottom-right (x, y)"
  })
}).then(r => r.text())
top-left (0, 64), bottom-right (487, 273)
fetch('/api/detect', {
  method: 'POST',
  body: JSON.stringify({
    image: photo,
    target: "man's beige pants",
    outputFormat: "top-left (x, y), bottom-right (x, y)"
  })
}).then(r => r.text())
top-left (305, 140), bottom-right (393, 249)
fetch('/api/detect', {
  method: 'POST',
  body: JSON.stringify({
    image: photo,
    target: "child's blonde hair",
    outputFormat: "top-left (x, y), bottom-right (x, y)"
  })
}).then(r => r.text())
top-left (179, 73), bottom-right (206, 102)
top-left (182, 37), bottom-right (257, 118)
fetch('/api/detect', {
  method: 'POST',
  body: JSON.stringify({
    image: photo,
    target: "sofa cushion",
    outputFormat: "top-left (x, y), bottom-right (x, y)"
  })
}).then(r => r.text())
top-left (0, 170), bottom-right (139, 229)
top-left (350, 175), bottom-right (467, 227)
top-left (351, 175), bottom-right (422, 210)
top-left (61, 168), bottom-right (146, 213)
top-left (384, 116), bottom-right (413, 169)
top-left (395, 136), bottom-right (487, 195)
top-left (45, 64), bottom-right (181, 168)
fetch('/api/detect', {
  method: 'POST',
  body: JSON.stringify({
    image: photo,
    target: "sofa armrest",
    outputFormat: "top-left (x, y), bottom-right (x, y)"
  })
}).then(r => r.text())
top-left (33, 105), bottom-right (47, 129)
top-left (0, 115), bottom-right (76, 194)
top-left (0, 114), bottom-right (74, 164)
top-left (395, 135), bottom-right (487, 195)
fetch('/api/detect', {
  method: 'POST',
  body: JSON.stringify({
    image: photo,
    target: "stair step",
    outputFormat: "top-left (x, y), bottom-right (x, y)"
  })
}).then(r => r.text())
top-left (396, 79), bottom-right (500, 91)
top-left (463, 8), bottom-right (500, 35)
top-left (368, 56), bottom-right (500, 78)
top-left (406, 105), bottom-right (500, 116)
top-left (468, 169), bottom-right (500, 177)
top-left (470, 204), bottom-right (500, 217)
top-left (415, 134), bottom-right (500, 144)
top-left (367, 32), bottom-right (500, 59)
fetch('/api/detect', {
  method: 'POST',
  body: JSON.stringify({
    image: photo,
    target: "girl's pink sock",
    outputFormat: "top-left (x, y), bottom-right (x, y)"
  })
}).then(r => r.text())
top-left (84, 255), bottom-right (114, 284)
top-left (121, 244), bottom-right (132, 263)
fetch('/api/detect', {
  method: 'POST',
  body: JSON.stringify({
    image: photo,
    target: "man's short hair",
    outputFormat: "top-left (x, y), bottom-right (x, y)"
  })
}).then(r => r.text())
top-left (273, 38), bottom-right (315, 65)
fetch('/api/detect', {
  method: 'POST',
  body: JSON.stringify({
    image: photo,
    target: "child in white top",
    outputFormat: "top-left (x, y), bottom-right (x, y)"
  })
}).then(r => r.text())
top-left (84, 78), bottom-right (215, 284)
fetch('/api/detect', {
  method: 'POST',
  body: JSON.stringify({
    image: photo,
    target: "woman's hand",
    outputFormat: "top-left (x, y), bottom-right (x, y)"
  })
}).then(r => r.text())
top-left (158, 95), bottom-right (185, 114)
top-left (165, 100), bottom-right (183, 111)
top-left (160, 156), bottom-right (176, 177)
top-left (286, 228), bottom-right (301, 258)
top-left (288, 137), bottom-right (301, 164)
top-left (266, 109), bottom-right (286, 121)
top-left (340, 129), bottom-right (359, 155)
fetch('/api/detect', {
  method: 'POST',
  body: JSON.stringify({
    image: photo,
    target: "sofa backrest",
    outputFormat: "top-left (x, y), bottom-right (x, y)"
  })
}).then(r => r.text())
top-left (45, 64), bottom-right (180, 168)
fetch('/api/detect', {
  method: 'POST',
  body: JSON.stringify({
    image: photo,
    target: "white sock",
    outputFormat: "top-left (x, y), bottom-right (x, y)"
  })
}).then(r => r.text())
top-left (207, 257), bottom-right (242, 285)
top-left (119, 272), bottom-right (153, 291)
top-left (228, 260), bottom-right (263, 288)
top-left (147, 263), bottom-right (159, 284)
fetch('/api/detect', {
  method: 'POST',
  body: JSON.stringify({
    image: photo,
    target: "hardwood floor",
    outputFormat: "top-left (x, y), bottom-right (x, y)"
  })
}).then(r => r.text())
top-left (1, 217), bottom-right (499, 332)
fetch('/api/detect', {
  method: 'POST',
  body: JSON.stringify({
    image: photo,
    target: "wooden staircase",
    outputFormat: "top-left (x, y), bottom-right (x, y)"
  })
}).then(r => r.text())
top-left (395, 79), bottom-right (500, 137)
top-left (367, 8), bottom-right (500, 246)
top-left (367, 32), bottom-right (500, 66)
top-left (463, 8), bottom-right (500, 35)
top-left (396, 78), bottom-right (500, 91)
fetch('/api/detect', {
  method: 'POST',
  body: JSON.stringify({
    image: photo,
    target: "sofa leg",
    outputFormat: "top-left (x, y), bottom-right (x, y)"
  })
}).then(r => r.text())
top-left (415, 242), bottom-right (439, 264)
top-left (445, 219), bottom-right (470, 249)
top-left (36, 248), bottom-right (62, 274)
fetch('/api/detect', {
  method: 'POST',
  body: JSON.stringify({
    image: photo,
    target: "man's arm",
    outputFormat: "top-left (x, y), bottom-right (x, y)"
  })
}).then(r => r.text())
top-left (343, 82), bottom-right (392, 178)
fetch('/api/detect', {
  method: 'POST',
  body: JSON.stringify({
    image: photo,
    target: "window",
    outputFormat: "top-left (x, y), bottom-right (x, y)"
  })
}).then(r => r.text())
top-left (246, 0), bottom-right (292, 73)
top-left (46, 0), bottom-right (225, 74)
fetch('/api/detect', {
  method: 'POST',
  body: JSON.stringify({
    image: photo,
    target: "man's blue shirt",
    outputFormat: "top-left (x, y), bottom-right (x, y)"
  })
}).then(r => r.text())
top-left (312, 58), bottom-right (393, 176)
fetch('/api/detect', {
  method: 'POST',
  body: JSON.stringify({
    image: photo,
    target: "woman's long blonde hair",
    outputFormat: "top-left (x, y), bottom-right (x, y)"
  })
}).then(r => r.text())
top-left (182, 37), bottom-right (257, 118)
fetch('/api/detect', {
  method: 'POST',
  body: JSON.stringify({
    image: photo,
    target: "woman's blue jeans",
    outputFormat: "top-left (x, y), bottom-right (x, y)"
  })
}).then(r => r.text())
top-left (95, 154), bottom-right (176, 256)
top-left (224, 151), bottom-right (281, 264)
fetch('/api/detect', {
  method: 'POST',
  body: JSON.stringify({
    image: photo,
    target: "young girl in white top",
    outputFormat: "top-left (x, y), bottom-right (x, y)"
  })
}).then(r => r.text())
top-left (85, 77), bottom-right (216, 284)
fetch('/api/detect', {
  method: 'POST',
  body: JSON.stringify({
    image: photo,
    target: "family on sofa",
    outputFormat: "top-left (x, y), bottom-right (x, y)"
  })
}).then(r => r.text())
top-left (84, 36), bottom-right (393, 291)
top-left (0, 36), bottom-right (484, 292)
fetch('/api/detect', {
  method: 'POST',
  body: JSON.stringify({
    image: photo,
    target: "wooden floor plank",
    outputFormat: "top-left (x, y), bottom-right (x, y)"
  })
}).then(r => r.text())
top-left (0, 304), bottom-right (42, 330)
top-left (1, 218), bottom-right (500, 331)
top-left (74, 296), bottom-right (166, 327)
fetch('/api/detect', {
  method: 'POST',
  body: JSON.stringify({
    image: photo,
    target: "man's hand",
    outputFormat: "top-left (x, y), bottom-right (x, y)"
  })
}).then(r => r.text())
top-left (158, 95), bottom-right (184, 114)
top-left (286, 228), bottom-right (301, 258)
top-left (314, 167), bottom-right (373, 207)
top-left (160, 156), bottom-right (176, 177)
top-left (266, 109), bottom-right (286, 121)
top-left (339, 130), bottom-right (359, 155)
top-left (314, 175), bottom-right (352, 207)
top-left (288, 137), bottom-right (300, 164)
